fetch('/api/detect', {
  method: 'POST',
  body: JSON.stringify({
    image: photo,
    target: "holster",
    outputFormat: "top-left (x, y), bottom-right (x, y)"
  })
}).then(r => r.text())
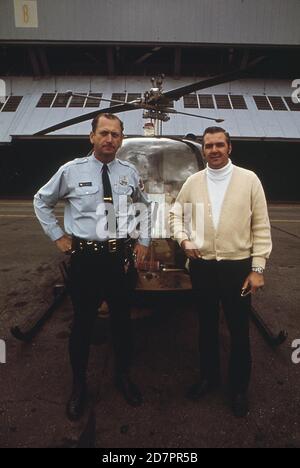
top-left (124, 240), bottom-right (139, 291)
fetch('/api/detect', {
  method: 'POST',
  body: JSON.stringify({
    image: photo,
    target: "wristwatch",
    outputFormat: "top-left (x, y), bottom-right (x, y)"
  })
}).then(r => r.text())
top-left (252, 267), bottom-right (265, 275)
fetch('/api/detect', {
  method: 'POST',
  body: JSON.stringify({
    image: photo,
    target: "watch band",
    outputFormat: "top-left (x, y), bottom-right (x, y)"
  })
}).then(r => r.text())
top-left (252, 267), bottom-right (264, 274)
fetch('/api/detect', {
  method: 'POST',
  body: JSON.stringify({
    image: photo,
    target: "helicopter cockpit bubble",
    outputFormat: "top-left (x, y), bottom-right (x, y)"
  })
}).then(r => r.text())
top-left (117, 137), bottom-right (203, 203)
top-left (116, 137), bottom-right (205, 293)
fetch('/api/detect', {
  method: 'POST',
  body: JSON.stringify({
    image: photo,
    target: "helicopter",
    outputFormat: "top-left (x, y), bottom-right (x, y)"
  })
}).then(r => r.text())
top-left (33, 59), bottom-right (264, 302)
top-left (10, 56), bottom-right (286, 343)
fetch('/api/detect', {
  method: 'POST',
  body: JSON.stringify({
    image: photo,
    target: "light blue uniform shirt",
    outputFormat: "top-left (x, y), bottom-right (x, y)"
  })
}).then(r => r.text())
top-left (33, 154), bottom-right (151, 247)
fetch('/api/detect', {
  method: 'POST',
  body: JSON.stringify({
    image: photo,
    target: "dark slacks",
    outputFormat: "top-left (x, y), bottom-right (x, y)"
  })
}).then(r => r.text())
top-left (68, 251), bottom-right (132, 384)
top-left (189, 258), bottom-right (252, 394)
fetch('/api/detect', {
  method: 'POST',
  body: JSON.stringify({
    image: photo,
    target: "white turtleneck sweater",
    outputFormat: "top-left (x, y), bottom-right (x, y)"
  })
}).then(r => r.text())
top-left (169, 162), bottom-right (272, 268)
top-left (206, 159), bottom-right (233, 230)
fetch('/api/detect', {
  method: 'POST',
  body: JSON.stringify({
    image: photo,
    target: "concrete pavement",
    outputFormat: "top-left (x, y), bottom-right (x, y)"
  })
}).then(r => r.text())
top-left (0, 201), bottom-right (299, 448)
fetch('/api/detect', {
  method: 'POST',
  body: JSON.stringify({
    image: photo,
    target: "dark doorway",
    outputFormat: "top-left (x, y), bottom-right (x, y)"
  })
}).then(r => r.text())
top-left (0, 139), bottom-right (299, 201)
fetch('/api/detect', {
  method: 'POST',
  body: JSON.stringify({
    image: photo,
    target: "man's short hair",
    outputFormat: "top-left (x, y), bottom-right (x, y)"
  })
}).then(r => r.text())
top-left (202, 126), bottom-right (231, 146)
top-left (91, 113), bottom-right (124, 134)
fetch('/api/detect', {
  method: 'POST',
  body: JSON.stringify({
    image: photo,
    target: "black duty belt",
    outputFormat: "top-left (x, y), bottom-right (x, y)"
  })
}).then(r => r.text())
top-left (72, 236), bottom-right (132, 254)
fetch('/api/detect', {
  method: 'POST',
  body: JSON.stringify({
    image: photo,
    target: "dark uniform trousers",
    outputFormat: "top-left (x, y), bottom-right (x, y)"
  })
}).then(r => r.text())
top-left (68, 250), bottom-right (132, 384)
top-left (189, 257), bottom-right (252, 394)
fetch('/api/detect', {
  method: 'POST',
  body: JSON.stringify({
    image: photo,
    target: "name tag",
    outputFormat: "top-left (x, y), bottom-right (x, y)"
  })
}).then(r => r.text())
top-left (79, 182), bottom-right (92, 187)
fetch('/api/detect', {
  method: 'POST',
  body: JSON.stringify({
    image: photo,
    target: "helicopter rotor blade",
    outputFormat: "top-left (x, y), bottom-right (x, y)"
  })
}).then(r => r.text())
top-left (161, 57), bottom-right (265, 102)
top-left (165, 108), bottom-right (224, 123)
top-left (34, 103), bottom-right (139, 136)
top-left (34, 57), bottom-right (265, 136)
top-left (68, 92), bottom-right (140, 106)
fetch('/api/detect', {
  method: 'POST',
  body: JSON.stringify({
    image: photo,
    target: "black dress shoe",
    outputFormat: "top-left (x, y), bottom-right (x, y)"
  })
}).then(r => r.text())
top-left (231, 393), bottom-right (249, 418)
top-left (115, 374), bottom-right (143, 407)
top-left (186, 378), bottom-right (219, 401)
top-left (66, 383), bottom-right (86, 421)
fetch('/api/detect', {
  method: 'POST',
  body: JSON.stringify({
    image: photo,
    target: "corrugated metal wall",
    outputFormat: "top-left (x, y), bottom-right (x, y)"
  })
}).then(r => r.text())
top-left (0, 0), bottom-right (299, 45)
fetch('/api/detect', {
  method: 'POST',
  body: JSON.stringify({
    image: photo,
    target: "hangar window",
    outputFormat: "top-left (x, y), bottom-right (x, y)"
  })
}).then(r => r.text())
top-left (52, 93), bottom-right (71, 108)
top-left (230, 95), bottom-right (247, 110)
top-left (215, 95), bottom-right (232, 109)
top-left (85, 93), bottom-right (103, 108)
top-left (36, 93), bottom-right (56, 108)
top-left (69, 94), bottom-right (86, 108)
top-left (253, 96), bottom-right (272, 110)
top-left (268, 96), bottom-right (288, 111)
top-left (198, 94), bottom-right (215, 109)
top-left (0, 97), bottom-right (7, 111)
top-left (284, 97), bottom-right (300, 111)
top-left (1, 96), bottom-right (23, 112)
top-left (110, 93), bottom-right (126, 106)
top-left (127, 93), bottom-right (142, 102)
top-left (183, 94), bottom-right (199, 108)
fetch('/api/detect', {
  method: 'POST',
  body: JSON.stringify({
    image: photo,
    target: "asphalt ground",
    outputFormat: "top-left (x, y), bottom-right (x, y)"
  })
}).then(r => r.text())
top-left (0, 201), bottom-right (299, 448)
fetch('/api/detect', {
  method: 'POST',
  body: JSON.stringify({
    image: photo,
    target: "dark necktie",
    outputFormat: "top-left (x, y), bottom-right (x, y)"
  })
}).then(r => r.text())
top-left (102, 164), bottom-right (113, 204)
top-left (102, 164), bottom-right (117, 238)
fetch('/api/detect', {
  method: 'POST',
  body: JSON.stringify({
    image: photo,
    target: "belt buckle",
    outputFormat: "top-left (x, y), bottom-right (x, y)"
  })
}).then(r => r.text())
top-left (108, 239), bottom-right (117, 253)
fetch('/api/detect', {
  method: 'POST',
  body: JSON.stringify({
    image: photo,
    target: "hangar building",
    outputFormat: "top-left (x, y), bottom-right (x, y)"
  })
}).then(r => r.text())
top-left (0, 0), bottom-right (299, 200)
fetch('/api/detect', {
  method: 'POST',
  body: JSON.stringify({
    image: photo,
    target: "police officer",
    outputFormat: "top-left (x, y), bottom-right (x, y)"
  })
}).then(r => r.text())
top-left (34, 113), bottom-right (150, 421)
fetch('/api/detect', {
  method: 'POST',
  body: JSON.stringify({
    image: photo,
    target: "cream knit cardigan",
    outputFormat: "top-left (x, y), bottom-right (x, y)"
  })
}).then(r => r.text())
top-left (169, 165), bottom-right (272, 269)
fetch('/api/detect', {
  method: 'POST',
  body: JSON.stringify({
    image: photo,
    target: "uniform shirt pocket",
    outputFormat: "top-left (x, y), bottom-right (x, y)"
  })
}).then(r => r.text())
top-left (74, 185), bottom-right (100, 213)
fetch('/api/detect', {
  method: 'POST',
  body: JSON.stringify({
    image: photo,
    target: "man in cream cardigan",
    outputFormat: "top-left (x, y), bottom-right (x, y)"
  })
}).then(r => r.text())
top-left (169, 126), bottom-right (272, 417)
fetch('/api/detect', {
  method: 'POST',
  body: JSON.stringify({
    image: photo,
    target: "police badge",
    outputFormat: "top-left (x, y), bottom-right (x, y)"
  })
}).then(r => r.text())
top-left (119, 175), bottom-right (129, 186)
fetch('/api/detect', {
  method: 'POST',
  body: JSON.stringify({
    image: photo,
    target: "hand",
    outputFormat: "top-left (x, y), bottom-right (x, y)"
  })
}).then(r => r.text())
top-left (242, 272), bottom-right (265, 296)
top-left (133, 244), bottom-right (149, 268)
top-left (181, 240), bottom-right (202, 260)
top-left (55, 234), bottom-right (72, 254)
